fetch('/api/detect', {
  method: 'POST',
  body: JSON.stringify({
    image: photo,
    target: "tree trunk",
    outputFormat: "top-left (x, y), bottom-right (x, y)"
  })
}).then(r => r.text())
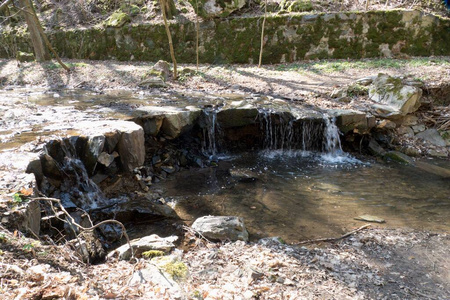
top-left (159, 0), bottom-right (177, 79)
top-left (19, 0), bottom-right (50, 61)
top-left (164, 0), bottom-right (177, 19)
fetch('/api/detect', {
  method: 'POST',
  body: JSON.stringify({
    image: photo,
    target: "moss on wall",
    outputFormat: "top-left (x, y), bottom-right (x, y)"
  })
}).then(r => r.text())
top-left (0, 10), bottom-right (448, 63)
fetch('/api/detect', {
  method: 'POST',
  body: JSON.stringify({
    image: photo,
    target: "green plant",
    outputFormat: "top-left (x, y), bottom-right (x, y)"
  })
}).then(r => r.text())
top-left (23, 243), bottom-right (34, 252)
top-left (13, 193), bottom-right (24, 204)
top-left (0, 233), bottom-right (6, 242)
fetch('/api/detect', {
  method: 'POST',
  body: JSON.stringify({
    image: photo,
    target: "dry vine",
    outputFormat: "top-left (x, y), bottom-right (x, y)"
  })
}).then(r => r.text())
top-left (32, 196), bottom-right (135, 260)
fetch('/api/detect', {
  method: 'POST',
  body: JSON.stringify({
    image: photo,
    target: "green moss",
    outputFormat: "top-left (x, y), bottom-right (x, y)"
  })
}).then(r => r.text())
top-left (156, 257), bottom-right (188, 279)
top-left (280, 0), bottom-right (313, 13)
top-left (142, 250), bottom-right (165, 259)
top-left (105, 11), bottom-right (131, 28)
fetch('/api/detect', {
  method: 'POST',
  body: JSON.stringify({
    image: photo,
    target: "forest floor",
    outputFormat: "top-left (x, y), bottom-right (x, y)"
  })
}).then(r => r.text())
top-left (0, 57), bottom-right (450, 299)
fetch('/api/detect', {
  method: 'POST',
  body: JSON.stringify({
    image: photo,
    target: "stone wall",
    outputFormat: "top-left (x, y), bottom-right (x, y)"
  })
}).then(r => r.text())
top-left (1, 10), bottom-right (448, 63)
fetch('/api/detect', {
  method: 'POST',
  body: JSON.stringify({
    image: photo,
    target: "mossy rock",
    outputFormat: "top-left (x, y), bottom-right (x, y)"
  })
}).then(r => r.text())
top-left (16, 51), bottom-right (34, 62)
top-left (280, 0), bottom-right (313, 12)
top-left (105, 12), bottom-right (131, 28)
top-left (190, 0), bottom-right (246, 18)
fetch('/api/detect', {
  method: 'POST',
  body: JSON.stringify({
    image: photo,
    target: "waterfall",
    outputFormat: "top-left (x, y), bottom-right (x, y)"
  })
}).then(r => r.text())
top-left (323, 117), bottom-right (343, 154)
top-left (45, 138), bottom-right (107, 210)
top-left (258, 110), bottom-right (325, 152)
top-left (201, 109), bottom-right (221, 158)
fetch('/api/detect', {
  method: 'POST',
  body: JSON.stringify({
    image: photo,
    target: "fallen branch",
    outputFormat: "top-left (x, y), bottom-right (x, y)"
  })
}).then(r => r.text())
top-left (32, 196), bottom-right (134, 260)
top-left (294, 224), bottom-right (371, 245)
top-left (182, 225), bottom-right (214, 245)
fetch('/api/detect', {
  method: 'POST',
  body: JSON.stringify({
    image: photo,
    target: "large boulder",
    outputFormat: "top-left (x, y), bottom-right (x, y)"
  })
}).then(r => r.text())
top-left (369, 74), bottom-right (422, 119)
top-left (191, 216), bottom-right (249, 242)
top-left (74, 120), bottom-right (145, 173)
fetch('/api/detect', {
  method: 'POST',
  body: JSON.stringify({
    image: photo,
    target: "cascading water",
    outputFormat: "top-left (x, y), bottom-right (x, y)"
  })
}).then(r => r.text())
top-left (323, 117), bottom-right (343, 154)
top-left (201, 109), bottom-right (221, 158)
top-left (258, 109), bottom-right (325, 152)
top-left (45, 138), bottom-right (107, 210)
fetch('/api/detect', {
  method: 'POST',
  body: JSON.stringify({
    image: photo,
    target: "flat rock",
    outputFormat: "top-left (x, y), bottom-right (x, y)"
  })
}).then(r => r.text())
top-left (192, 216), bottom-right (249, 242)
top-left (384, 151), bottom-right (414, 165)
top-left (217, 104), bottom-right (259, 128)
top-left (354, 215), bottom-right (386, 223)
top-left (108, 234), bottom-right (178, 260)
top-left (327, 109), bottom-right (372, 133)
top-left (415, 129), bottom-right (446, 147)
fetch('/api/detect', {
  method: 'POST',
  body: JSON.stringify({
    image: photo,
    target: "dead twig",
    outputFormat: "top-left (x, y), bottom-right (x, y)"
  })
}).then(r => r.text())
top-left (294, 224), bottom-right (371, 245)
top-left (32, 196), bottom-right (135, 259)
top-left (182, 225), bottom-right (214, 245)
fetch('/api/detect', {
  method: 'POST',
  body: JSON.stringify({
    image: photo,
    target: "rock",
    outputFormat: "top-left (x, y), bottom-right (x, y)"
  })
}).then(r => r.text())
top-left (376, 119), bottom-right (396, 130)
top-left (97, 151), bottom-right (118, 167)
top-left (117, 126), bottom-right (145, 172)
top-left (355, 76), bottom-right (375, 86)
top-left (217, 104), bottom-right (259, 128)
top-left (354, 215), bottom-right (386, 223)
top-left (105, 12), bottom-right (130, 27)
top-left (26, 265), bottom-right (50, 282)
top-left (411, 124), bottom-right (426, 133)
top-left (368, 139), bottom-right (386, 156)
top-left (161, 165), bottom-right (176, 174)
top-left (402, 146), bottom-right (420, 157)
top-left (384, 151), bottom-right (414, 165)
top-left (428, 148), bottom-right (448, 158)
top-left (75, 231), bottom-right (106, 263)
top-left (152, 60), bottom-right (171, 81)
top-left (134, 115), bottom-right (164, 136)
top-left (396, 126), bottom-right (414, 137)
top-left (229, 168), bottom-right (259, 182)
top-left (401, 115), bottom-right (419, 126)
top-left (327, 109), bottom-right (373, 133)
top-left (16, 51), bottom-right (34, 62)
top-left (415, 129), bottom-right (446, 147)
top-left (72, 120), bottom-right (146, 172)
top-left (161, 107), bottom-right (202, 139)
top-left (415, 161), bottom-right (450, 178)
top-left (258, 237), bottom-right (285, 247)
top-left (108, 234), bottom-right (178, 260)
top-left (128, 263), bottom-right (182, 295)
top-left (83, 135), bottom-right (106, 175)
top-left (192, 216), bottom-right (249, 242)
top-left (369, 74), bottom-right (422, 118)
top-left (138, 76), bottom-right (167, 88)
top-left (40, 154), bottom-right (62, 180)
top-left (193, 0), bottom-right (246, 18)
top-left (23, 199), bottom-right (41, 237)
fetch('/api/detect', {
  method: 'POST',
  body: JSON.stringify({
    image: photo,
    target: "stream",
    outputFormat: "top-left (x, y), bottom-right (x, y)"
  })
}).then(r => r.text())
top-left (160, 151), bottom-right (450, 243)
top-left (1, 89), bottom-right (449, 245)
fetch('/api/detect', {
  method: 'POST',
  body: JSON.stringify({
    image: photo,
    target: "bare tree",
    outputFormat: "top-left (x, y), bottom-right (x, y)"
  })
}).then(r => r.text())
top-left (159, 0), bottom-right (177, 79)
top-left (18, 0), bottom-right (50, 61)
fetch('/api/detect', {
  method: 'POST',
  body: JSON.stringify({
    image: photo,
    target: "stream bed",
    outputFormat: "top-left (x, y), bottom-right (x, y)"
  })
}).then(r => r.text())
top-left (160, 151), bottom-right (450, 243)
